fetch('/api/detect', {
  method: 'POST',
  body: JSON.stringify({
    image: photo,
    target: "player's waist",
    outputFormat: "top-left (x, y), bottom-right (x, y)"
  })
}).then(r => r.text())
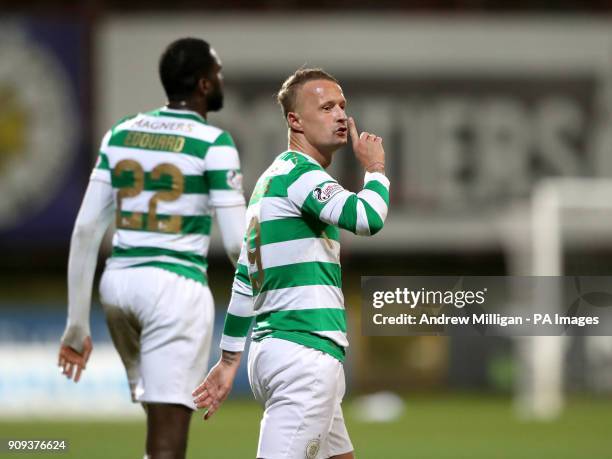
top-left (106, 246), bottom-right (208, 284)
top-left (254, 330), bottom-right (346, 362)
top-left (252, 308), bottom-right (347, 360)
top-left (254, 307), bottom-right (347, 331)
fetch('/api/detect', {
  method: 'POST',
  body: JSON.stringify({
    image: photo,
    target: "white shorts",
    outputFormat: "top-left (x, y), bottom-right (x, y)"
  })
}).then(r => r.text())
top-left (99, 266), bottom-right (214, 409)
top-left (248, 338), bottom-right (353, 459)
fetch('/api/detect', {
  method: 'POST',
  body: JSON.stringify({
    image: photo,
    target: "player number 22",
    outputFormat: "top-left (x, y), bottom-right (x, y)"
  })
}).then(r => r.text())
top-left (113, 159), bottom-right (185, 233)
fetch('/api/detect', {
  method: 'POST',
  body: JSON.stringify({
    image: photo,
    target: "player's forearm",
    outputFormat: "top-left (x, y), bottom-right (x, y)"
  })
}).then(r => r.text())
top-left (220, 300), bottom-right (253, 352)
top-left (220, 350), bottom-right (242, 368)
top-left (63, 180), bottom-right (114, 351)
top-left (354, 171), bottom-right (390, 235)
top-left (64, 223), bottom-right (108, 349)
top-left (318, 172), bottom-right (390, 236)
top-left (220, 289), bottom-right (254, 352)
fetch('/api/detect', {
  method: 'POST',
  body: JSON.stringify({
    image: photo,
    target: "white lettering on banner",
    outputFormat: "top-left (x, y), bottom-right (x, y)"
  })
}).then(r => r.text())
top-left (216, 89), bottom-right (595, 209)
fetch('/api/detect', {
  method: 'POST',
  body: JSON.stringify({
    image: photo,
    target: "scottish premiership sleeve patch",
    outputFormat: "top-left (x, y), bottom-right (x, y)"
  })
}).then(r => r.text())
top-left (312, 182), bottom-right (343, 203)
top-left (226, 170), bottom-right (244, 191)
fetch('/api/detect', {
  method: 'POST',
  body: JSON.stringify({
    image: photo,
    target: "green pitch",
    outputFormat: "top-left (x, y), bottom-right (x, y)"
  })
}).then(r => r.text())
top-left (1, 396), bottom-right (609, 459)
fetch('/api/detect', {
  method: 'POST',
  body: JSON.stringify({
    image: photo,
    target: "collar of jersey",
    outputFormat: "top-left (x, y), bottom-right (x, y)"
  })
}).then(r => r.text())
top-left (284, 150), bottom-right (323, 167)
top-left (159, 107), bottom-right (208, 124)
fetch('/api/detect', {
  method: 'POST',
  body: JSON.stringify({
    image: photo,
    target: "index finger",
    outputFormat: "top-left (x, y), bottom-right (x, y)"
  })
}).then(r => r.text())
top-left (348, 117), bottom-right (359, 145)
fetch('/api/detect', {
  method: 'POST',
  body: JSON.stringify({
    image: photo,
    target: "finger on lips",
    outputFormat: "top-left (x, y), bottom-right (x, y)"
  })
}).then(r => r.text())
top-left (348, 118), bottom-right (359, 141)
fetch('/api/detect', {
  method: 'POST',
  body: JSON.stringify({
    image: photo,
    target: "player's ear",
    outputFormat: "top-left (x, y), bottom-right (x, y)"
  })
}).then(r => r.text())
top-left (197, 77), bottom-right (210, 96)
top-left (287, 112), bottom-right (303, 133)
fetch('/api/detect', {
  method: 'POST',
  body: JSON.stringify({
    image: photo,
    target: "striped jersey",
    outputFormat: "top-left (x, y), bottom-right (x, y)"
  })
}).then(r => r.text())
top-left (90, 107), bottom-right (245, 284)
top-left (220, 150), bottom-right (390, 361)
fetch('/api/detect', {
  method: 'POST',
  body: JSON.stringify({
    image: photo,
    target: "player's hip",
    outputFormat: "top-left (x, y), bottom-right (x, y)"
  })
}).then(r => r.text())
top-left (99, 265), bottom-right (214, 324)
top-left (247, 338), bottom-right (345, 405)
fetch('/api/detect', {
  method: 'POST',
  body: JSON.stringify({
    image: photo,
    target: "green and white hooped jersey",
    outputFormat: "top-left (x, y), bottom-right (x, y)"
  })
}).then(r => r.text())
top-left (91, 107), bottom-right (245, 284)
top-left (220, 151), bottom-right (390, 361)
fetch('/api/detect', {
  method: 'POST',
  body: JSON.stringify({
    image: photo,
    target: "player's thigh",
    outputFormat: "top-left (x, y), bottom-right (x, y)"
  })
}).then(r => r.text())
top-left (99, 269), bottom-right (142, 386)
top-left (247, 340), bottom-right (267, 404)
top-left (252, 339), bottom-right (342, 459)
top-left (322, 398), bottom-right (353, 457)
top-left (139, 269), bottom-right (214, 406)
top-left (321, 366), bottom-right (353, 458)
top-left (322, 411), bottom-right (353, 459)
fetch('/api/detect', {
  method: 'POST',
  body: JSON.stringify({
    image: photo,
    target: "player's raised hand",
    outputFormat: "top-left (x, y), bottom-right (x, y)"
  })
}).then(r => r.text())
top-left (348, 117), bottom-right (385, 173)
top-left (193, 351), bottom-right (241, 420)
top-left (58, 336), bottom-right (93, 383)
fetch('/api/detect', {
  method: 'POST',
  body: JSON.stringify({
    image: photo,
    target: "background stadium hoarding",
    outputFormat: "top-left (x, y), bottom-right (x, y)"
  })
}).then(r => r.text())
top-left (98, 15), bottom-right (612, 253)
top-left (0, 308), bottom-right (252, 418)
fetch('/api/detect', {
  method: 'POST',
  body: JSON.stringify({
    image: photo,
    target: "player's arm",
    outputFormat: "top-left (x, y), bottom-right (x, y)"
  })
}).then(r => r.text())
top-left (288, 117), bottom-right (389, 236)
top-left (204, 131), bottom-right (247, 266)
top-left (59, 147), bottom-right (114, 382)
top-left (215, 206), bottom-right (245, 267)
top-left (193, 239), bottom-right (254, 419)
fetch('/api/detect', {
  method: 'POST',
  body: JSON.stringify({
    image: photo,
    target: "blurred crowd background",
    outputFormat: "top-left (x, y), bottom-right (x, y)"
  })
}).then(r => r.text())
top-left (2, 0), bottom-right (612, 432)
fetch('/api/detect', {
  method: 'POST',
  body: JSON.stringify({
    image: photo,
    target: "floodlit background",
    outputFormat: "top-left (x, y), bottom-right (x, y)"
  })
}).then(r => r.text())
top-left (1, 1), bottom-right (612, 458)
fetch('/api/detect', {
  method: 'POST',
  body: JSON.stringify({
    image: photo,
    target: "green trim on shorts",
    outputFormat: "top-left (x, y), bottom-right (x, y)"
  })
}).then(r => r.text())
top-left (255, 330), bottom-right (345, 362)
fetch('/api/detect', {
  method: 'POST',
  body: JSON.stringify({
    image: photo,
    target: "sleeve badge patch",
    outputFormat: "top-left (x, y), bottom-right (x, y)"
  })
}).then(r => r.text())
top-left (312, 182), bottom-right (343, 203)
top-left (226, 170), bottom-right (244, 192)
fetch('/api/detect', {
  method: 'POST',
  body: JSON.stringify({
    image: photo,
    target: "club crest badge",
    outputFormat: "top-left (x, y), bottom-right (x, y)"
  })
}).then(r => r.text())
top-left (305, 439), bottom-right (320, 459)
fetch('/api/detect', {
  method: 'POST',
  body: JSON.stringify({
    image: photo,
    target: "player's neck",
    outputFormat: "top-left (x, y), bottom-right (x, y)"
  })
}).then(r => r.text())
top-left (166, 100), bottom-right (207, 120)
top-left (289, 135), bottom-right (333, 169)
